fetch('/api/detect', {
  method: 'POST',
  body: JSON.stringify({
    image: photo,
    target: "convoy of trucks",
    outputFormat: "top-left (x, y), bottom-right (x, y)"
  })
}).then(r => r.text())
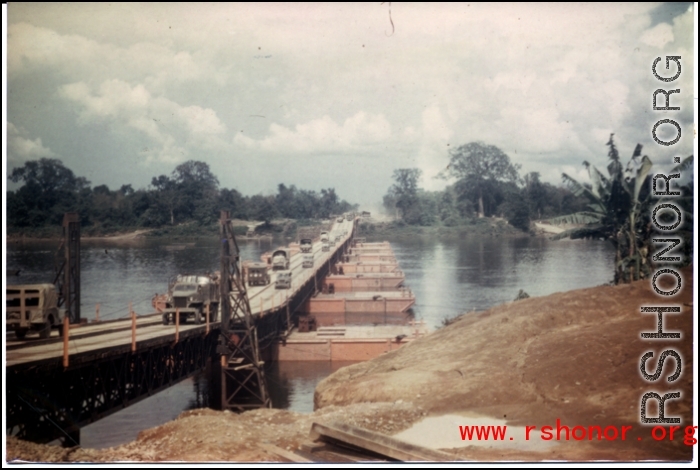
top-left (7, 215), bottom-right (354, 338)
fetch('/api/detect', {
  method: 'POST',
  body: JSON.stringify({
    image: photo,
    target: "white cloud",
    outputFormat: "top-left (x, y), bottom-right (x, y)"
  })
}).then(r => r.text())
top-left (234, 112), bottom-right (392, 153)
top-left (7, 122), bottom-right (55, 165)
top-left (640, 23), bottom-right (675, 49)
top-left (59, 79), bottom-right (227, 164)
top-left (6, 3), bottom-right (695, 202)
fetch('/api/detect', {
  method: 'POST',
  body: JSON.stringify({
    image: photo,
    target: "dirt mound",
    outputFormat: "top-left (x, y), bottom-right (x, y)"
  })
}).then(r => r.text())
top-left (6, 402), bottom-right (432, 463)
top-left (314, 266), bottom-right (694, 461)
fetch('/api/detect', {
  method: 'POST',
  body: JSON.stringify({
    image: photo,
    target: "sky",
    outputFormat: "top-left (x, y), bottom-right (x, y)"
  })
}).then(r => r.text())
top-left (4, 3), bottom-right (696, 207)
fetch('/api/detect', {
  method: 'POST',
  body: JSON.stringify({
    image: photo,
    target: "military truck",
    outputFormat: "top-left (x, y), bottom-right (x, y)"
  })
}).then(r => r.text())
top-left (346, 212), bottom-right (355, 221)
top-left (275, 270), bottom-right (292, 289)
top-left (302, 254), bottom-right (314, 268)
top-left (247, 263), bottom-right (271, 286)
top-left (321, 241), bottom-right (330, 252)
top-left (320, 231), bottom-right (330, 242)
top-left (6, 284), bottom-right (63, 339)
top-left (272, 249), bottom-right (291, 270)
top-left (300, 238), bottom-right (313, 253)
top-left (160, 274), bottom-right (220, 325)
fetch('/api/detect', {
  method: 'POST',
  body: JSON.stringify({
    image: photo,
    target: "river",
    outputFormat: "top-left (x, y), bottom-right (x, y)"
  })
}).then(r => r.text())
top-left (5, 231), bottom-right (614, 449)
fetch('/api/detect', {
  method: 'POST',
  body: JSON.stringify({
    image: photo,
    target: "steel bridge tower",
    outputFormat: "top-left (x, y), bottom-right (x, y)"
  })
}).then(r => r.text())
top-left (217, 210), bottom-right (271, 411)
top-left (53, 212), bottom-right (81, 324)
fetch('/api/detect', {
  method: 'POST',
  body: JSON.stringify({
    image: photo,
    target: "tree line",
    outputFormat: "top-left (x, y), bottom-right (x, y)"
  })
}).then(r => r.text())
top-left (7, 158), bottom-right (356, 231)
top-left (383, 142), bottom-right (590, 231)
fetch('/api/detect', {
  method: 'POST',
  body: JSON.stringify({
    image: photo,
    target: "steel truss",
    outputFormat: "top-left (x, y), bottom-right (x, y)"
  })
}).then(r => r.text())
top-left (53, 212), bottom-right (81, 324)
top-left (6, 330), bottom-right (218, 446)
top-left (218, 210), bottom-right (271, 411)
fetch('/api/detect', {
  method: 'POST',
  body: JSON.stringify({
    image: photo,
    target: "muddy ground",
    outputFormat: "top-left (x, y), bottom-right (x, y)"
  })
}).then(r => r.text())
top-left (5, 266), bottom-right (695, 463)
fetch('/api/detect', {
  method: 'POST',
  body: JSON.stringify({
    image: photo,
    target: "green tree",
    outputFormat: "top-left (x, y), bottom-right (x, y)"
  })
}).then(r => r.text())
top-left (9, 158), bottom-right (91, 226)
top-left (440, 142), bottom-right (520, 218)
top-left (384, 168), bottom-right (422, 223)
top-left (319, 188), bottom-right (339, 218)
top-left (172, 161), bottom-right (220, 225)
top-left (151, 160), bottom-right (220, 225)
top-left (150, 174), bottom-right (179, 225)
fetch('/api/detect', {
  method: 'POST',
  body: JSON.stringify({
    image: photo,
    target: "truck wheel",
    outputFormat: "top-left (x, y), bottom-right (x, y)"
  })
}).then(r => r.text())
top-left (15, 328), bottom-right (28, 340)
top-left (39, 323), bottom-right (51, 339)
top-left (162, 313), bottom-right (170, 325)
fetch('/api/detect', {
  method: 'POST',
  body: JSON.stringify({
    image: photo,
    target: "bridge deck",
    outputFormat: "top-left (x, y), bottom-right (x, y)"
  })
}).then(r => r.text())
top-left (6, 219), bottom-right (355, 370)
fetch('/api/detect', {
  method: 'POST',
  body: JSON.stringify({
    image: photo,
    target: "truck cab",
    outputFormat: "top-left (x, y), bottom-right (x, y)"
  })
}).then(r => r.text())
top-left (300, 238), bottom-right (313, 253)
top-left (302, 254), bottom-right (314, 268)
top-left (271, 249), bottom-right (291, 270)
top-left (275, 270), bottom-right (292, 289)
top-left (247, 263), bottom-right (271, 286)
top-left (320, 231), bottom-right (330, 243)
top-left (161, 274), bottom-right (219, 325)
top-left (6, 284), bottom-right (63, 339)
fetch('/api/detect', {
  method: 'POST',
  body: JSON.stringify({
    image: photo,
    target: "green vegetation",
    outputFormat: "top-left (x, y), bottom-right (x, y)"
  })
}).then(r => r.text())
top-left (7, 158), bottom-right (356, 237)
top-left (382, 142), bottom-right (588, 232)
top-left (550, 134), bottom-right (693, 284)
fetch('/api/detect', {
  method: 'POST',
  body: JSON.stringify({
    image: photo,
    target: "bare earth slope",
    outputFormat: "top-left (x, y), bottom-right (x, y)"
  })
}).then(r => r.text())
top-left (315, 266), bottom-right (694, 461)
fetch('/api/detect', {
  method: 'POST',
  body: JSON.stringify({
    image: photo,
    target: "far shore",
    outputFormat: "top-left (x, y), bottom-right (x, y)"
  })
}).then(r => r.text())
top-left (6, 218), bottom-right (578, 242)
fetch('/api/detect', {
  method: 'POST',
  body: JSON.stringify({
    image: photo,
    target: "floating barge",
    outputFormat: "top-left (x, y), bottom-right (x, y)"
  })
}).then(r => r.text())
top-left (322, 272), bottom-right (406, 292)
top-left (275, 323), bottom-right (429, 361)
top-left (277, 239), bottom-right (429, 362)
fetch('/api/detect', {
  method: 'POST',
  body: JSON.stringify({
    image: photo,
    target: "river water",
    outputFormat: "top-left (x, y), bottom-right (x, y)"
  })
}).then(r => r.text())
top-left (5, 231), bottom-right (614, 449)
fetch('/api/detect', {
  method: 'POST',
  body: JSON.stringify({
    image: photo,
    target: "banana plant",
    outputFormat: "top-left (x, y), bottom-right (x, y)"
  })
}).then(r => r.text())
top-left (549, 134), bottom-right (660, 284)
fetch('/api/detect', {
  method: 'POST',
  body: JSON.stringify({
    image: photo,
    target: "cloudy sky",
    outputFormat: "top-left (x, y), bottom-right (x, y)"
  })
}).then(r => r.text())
top-left (4, 3), bottom-right (695, 206)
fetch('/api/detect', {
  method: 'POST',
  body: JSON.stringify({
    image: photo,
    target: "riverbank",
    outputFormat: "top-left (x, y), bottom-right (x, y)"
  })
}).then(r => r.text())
top-left (357, 218), bottom-right (527, 239)
top-left (7, 217), bottom-right (529, 243)
top-left (7, 266), bottom-right (692, 463)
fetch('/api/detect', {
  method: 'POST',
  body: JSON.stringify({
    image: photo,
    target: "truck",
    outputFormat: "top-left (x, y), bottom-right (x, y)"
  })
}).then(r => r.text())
top-left (321, 241), bottom-right (330, 252)
top-left (300, 238), bottom-right (313, 253)
top-left (271, 249), bottom-right (290, 270)
top-left (320, 231), bottom-right (330, 243)
top-left (275, 270), bottom-right (292, 289)
top-left (160, 274), bottom-right (220, 325)
top-left (6, 284), bottom-right (63, 339)
top-left (346, 212), bottom-right (355, 221)
top-left (302, 254), bottom-right (314, 268)
top-left (247, 263), bottom-right (271, 286)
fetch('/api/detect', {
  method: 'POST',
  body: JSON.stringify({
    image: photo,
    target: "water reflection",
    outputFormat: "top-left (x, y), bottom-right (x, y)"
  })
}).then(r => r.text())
top-left (368, 234), bottom-right (614, 329)
top-left (7, 232), bottom-right (614, 448)
top-left (266, 361), bottom-right (360, 413)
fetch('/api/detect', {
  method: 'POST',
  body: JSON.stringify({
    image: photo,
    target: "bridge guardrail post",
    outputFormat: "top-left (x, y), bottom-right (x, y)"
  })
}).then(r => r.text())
top-left (130, 303), bottom-right (136, 352)
top-left (63, 316), bottom-right (69, 368)
top-left (175, 307), bottom-right (180, 343)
